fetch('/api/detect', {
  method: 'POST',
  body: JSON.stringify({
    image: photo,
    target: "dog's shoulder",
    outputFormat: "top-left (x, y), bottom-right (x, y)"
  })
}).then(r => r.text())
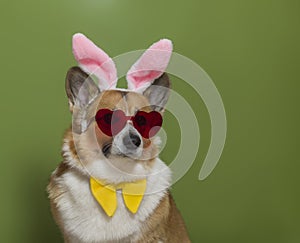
top-left (137, 192), bottom-right (190, 243)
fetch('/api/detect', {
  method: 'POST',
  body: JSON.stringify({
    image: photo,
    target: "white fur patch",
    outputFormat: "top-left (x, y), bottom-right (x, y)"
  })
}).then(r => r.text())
top-left (57, 141), bottom-right (171, 242)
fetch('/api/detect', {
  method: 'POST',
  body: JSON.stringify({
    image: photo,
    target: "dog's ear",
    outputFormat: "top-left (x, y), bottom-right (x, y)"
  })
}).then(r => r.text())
top-left (66, 66), bottom-right (100, 111)
top-left (143, 73), bottom-right (171, 112)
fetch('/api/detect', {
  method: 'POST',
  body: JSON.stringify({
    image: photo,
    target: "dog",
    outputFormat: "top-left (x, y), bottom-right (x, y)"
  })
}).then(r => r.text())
top-left (47, 33), bottom-right (190, 243)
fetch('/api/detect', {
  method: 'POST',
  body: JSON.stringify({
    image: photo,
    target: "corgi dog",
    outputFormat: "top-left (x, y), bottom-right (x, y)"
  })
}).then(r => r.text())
top-left (47, 33), bottom-right (190, 243)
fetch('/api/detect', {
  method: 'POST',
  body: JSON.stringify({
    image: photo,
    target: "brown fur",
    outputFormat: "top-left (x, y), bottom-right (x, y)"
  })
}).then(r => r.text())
top-left (48, 162), bottom-right (69, 239)
top-left (137, 193), bottom-right (190, 243)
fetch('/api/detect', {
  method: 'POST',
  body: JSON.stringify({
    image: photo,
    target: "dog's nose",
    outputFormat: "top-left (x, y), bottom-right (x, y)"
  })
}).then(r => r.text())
top-left (123, 132), bottom-right (141, 149)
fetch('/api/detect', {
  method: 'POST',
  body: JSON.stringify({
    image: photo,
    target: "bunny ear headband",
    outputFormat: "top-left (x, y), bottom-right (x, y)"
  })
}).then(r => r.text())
top-left (72, 33), bottom-right (173, 93)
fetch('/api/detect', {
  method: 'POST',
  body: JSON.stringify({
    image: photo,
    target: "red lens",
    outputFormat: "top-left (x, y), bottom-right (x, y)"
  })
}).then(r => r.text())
top-left (132, 111), bottom-right (163, 138)
top-left (95, 109), bottom-right (127, 136)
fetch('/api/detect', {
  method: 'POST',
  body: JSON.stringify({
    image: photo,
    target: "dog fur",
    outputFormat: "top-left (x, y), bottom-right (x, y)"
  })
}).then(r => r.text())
top-left (47, 61), bottom-right (190, 242)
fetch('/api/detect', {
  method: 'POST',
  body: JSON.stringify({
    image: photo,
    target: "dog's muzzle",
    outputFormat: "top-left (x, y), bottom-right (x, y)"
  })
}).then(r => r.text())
top-left (123, 132), bottom-right (141, 150)
top-left (110, 124), bottom-right (143, 158)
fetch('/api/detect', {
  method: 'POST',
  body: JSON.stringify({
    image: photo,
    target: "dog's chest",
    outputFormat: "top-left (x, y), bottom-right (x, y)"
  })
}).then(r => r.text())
top-left (56, 170), bottom-right (167, 242)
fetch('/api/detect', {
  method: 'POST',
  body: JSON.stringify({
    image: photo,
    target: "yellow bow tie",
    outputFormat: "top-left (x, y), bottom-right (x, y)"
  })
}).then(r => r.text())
top-left (90, 177), bottom-right (147, 217)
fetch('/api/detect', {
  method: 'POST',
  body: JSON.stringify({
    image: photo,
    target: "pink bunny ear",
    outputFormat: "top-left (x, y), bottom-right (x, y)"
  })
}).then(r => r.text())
top-left (72, 33), bottom-right (117, 90)
top-left (126, 39), bottom-right (173, 92)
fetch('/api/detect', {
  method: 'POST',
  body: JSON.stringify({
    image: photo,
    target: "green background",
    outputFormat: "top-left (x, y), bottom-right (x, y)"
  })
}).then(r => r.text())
top-left (0, 0), bottom-right (299, 242)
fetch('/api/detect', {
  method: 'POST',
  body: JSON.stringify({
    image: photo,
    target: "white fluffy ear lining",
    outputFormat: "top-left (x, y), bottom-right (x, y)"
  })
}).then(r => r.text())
top-left (72, 33), bottom-right (117, 91)
top-left (126, 39), bottom-right (173, 93)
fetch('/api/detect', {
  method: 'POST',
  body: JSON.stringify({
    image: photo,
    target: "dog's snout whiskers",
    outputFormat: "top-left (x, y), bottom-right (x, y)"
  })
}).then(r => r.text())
top-left (102, 143), bottom-right (112, 157)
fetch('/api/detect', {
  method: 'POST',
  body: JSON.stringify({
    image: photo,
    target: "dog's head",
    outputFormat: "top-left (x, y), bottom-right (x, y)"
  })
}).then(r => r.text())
top-left (64, 34), bottom-right (172, 182)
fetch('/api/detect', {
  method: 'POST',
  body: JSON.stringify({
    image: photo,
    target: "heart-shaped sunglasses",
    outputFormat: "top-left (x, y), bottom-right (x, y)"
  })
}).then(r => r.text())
top-left (95, 109), bottom-right (163, 138)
